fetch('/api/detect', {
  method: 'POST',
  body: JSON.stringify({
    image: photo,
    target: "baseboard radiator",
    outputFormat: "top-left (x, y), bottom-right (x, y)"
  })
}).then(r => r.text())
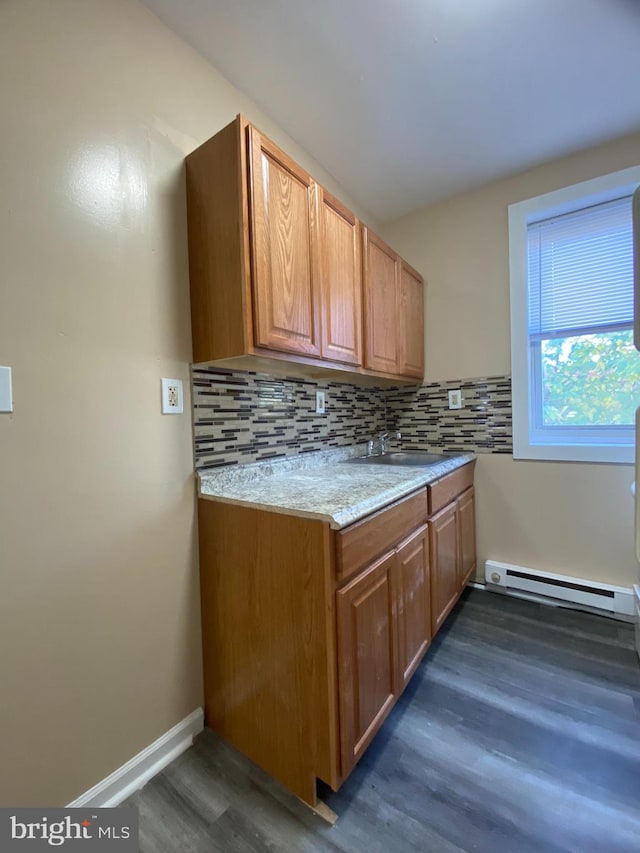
top-left (485, 560), bottom-right (635, 619)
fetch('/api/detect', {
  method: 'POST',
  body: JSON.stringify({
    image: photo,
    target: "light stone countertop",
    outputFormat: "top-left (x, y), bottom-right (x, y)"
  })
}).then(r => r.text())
top-left (198, 446), bottom-right (475, 530)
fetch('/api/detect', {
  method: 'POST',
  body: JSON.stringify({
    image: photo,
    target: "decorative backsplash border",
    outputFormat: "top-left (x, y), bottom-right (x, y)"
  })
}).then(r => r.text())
top-left (386, 375), bottom-right (512, 454)
top-left (192, 367), bottom-right (387, 469)
top-left (192, 368), bottom-right (513, 469)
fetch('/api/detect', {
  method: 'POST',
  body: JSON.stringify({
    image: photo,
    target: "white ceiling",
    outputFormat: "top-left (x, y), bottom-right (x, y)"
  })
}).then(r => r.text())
top-left (142, 0), bottom-right (640, 222)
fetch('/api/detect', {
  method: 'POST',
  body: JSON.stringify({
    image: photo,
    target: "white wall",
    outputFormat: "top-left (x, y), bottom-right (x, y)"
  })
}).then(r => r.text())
top-left (382, 131), bottom-right (640, 588)
top-left (0, 0), bottom-right (373, 807)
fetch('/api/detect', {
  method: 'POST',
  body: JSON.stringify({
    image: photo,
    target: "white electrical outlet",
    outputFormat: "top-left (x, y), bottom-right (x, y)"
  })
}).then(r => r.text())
top-left (315, 390), bottom-right (326, 414)
top-left (448, 389), bottom-right (462, 410)
top-left (161, 378), bottom-right (184, 414)
top-left (0, 366), bottom-right (13, 413)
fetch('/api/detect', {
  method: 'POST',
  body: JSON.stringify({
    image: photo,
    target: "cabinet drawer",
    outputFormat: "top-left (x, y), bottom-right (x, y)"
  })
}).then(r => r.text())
top-left (335, 488), bottom-right (427, 584)
top-left (428, 462), bottom-right (475, 516)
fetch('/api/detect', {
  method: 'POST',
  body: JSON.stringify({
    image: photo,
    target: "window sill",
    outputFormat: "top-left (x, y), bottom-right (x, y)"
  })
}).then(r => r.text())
top-left (513, 441), bottom-right (634, 464)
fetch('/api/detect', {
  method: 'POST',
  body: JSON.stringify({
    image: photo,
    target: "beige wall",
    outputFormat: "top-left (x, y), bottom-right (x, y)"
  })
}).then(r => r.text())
top-left (383, 132), bottom-right (640, 589)
top-left (0, 0), bottom-right (373, 807)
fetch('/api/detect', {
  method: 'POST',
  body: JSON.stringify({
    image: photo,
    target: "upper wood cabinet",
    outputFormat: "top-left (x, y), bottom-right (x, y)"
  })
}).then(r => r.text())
top-left (248, 126), bottom-right (321, 357)
top-left (363, 228), bottom-right (399, 374)
top-left (363, 227), bottom-right (425, 380)
top-left (398, 260), bottom-right (425, 379)
top-left (317, 189), bottom-right (362, 366)
top-left (186, 115), bottom-right (424, 382)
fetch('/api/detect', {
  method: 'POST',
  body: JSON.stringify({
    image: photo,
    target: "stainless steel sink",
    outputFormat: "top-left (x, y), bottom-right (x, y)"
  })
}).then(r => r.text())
top-left (345, 451), bottom-right (452, 467)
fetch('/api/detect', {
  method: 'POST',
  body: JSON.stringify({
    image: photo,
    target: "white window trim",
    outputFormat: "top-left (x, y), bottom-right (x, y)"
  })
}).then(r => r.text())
top-left (508, 164), bottom-right (640, 464)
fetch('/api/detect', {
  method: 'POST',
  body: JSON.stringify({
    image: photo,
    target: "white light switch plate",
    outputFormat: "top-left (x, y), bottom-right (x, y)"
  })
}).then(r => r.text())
top-left (161, 378), bottom-right (184, 414)
top-left (315, 390), bottom-right (326, 414)
top-left (0, 366), bottom-right (13, 412)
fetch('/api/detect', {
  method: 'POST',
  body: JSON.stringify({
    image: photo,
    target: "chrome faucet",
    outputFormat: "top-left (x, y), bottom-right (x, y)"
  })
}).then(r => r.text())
top-left (368, 431), bottom-right (402, 456)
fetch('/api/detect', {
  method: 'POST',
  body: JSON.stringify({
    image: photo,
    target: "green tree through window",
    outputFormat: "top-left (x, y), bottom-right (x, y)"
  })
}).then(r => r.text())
top-left (541, 329), bottom-right (640, 426)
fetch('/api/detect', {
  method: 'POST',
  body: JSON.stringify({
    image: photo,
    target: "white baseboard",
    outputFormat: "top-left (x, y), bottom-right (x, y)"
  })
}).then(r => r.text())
top-left (67, 708), bottom-right (204, 808)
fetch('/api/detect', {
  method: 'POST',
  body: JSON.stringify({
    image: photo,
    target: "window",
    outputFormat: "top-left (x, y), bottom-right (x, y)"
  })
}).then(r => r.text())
top-left (509, 166), bottom-right (640, 463)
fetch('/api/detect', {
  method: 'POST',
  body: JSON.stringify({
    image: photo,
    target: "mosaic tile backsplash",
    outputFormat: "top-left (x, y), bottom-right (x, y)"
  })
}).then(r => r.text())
top-left (386, 376), bottom-right (512, 454)
top-left (192, 367), bottom-right (387, 469)
top-left (192, 367), bottom-right (513, 469)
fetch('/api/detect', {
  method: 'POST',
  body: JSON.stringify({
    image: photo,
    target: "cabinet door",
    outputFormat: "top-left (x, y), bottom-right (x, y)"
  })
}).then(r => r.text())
top-left (396, 525), bottom-right (431, 691)
top-left (363, 228), bottom-right (399, 374)
top-left (337, 550), bottom-right (399, 776)
top-left (318, 189), bottom-right (362, 365)
top-left (248, 126), bottom-right (321, 356)
top-left (457, 486), bottom-right (477, 589)
top-left (430, 502), bottom-right (459, 636)
top-left (397, 261), bottom-right (424, 379)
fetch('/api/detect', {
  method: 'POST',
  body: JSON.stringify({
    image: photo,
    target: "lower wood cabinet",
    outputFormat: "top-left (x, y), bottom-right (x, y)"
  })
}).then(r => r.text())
top-left (197, 462), bottom-right (475, 809)
top-left (457, 486), bottom-right (477, 588)
top-left (337, 550), bottom-right (399, 775)
top-left (430, 485), bottom-right (477, 635)
top-left (396, 525), bottom-right (431, 689)
top-left (430, 502), bottom-right (460, 634)
top-left (336, 523), bottom-right (431, 776)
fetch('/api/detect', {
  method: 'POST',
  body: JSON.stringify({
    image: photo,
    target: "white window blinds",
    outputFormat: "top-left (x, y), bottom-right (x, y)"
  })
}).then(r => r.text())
top-left (527, 195), bottom-right (634, 340)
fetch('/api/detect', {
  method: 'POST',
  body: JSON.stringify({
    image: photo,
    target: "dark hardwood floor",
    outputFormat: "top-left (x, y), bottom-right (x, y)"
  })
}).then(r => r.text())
top-left (126, 589), bottom-right (640, 852)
